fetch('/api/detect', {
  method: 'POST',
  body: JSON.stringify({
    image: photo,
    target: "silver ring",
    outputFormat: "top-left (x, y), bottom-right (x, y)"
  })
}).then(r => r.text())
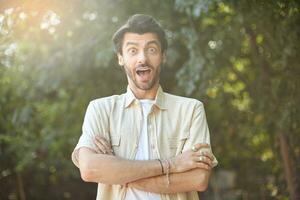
top-left (199, 156), bottom-right (204, 162)
top-left (192, 146), bottom-right (197, 152)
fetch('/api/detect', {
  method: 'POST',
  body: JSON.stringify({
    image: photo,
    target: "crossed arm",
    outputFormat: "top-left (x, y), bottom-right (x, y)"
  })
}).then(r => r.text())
top-left (127, 168), bottom-right (210, 193)
top-left (77, 139), bottom-right (213, 193)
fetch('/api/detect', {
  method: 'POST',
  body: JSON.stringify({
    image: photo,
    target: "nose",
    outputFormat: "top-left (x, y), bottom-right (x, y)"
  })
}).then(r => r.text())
top-left (137, 51), bottom-right (147, 64)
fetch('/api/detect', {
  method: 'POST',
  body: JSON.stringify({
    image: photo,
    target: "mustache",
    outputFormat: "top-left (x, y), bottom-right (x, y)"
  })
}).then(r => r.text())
top-left (137, 63), bottom-right (152, 68)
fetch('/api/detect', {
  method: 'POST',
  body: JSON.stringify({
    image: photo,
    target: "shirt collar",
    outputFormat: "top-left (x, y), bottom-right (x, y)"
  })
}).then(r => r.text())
top-left (124, 85), bottom-right (167, 110)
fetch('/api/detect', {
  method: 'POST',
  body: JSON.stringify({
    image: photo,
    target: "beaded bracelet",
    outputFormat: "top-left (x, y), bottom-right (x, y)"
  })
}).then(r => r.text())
top-left (165, 159), bottom-right (170, 186)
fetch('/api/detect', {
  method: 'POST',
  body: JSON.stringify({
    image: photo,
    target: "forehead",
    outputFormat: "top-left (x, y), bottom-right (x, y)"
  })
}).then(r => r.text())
top-left (122, 32), bottom-right (161, 47)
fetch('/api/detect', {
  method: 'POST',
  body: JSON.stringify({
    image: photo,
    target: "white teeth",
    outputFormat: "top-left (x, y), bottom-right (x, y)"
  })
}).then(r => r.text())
top-left (136, 69), bottom-right (151, 75)
top-left (137, 69), bottom-right (150, 72)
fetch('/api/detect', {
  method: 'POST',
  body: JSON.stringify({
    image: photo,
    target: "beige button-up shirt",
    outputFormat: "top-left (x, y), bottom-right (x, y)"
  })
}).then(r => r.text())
top-left (72, 86), bottom-right (218, 200)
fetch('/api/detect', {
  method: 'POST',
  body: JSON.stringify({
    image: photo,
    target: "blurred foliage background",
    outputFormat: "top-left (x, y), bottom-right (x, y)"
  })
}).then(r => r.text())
top-left (0, 0), bottom-right (299, 199)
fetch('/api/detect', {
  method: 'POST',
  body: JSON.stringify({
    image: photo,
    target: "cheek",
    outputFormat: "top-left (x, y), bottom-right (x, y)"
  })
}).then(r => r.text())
top-left (151, 56), bottom-right (163, 66)
top-left (123, 63), bottom-right (135, 75)
top-left (123, 57), bottom-right (136, 68)
top-left (154, 54), bottom-right (163, 62)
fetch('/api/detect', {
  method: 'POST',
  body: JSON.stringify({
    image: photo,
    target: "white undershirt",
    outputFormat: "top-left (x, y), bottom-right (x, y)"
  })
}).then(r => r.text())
top-left (124, 100), bottom-right (161, 200)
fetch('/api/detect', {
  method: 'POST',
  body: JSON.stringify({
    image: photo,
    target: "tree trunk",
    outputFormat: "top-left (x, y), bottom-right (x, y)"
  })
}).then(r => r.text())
top-left (16, 172), bottom-right (26, 200)
top-left (278, 133), bottom-right (298, 200)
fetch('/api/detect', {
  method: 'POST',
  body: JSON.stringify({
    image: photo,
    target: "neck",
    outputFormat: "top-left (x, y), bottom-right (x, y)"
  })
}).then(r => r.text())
top-left (129, 83), bottom-right (159, 100)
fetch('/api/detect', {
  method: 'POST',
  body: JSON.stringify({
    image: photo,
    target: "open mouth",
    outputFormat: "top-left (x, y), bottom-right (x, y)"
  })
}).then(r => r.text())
top-left (136, 68), bottom-right (151, 76)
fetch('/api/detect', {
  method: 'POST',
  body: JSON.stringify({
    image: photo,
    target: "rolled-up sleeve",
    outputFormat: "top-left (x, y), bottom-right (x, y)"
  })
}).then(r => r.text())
top-left (71, 100), bottom-right (109, 168)
top-left (183, 101), bottom-right (218, 167)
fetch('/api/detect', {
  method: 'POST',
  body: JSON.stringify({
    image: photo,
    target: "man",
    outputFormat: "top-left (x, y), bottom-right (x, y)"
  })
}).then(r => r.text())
top-left (71, 14), bottom-right (218, 200)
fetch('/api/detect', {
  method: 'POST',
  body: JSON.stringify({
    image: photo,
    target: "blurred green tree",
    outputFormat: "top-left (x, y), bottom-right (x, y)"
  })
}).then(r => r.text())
top-left (0, 0), bottom-right (299, 199)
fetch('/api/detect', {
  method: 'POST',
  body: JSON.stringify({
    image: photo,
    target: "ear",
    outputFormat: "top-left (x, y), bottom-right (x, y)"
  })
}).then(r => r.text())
top-left (117, 53), bottom-right (124, 66)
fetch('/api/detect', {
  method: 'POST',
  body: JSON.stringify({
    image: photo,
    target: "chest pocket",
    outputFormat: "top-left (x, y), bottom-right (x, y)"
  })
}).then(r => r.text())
top-left (168, 131), bottom-right (189, 156)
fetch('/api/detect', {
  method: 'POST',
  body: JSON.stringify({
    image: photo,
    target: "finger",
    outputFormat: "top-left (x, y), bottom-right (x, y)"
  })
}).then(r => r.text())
top-left (193, 143), bottom-right (210, 150)
top-left (96, 136), bottom-right (112, 151)
top-left (95, 136), bottom-right (113, 154)
top-left (193, 156), bottom-right (213, 168)
top-left (93, 136), bottom-right (114, 155)
top-left (93, 147), bottom-right (102, 154)
top-left (93, 138), bottom-right (107, 154)
top-left (95, 136), bottom-right (112, 149)
top-left (195, 162), bottom-right (212, 171)
top-left (107, 149), bottom-right (114, 155)
top-left (191, 143), bottom-right (210, 152)
top-left (195, 151), bottom-right (213, 161)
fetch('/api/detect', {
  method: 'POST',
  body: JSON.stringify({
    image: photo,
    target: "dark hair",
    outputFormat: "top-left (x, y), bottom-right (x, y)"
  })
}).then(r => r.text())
top-left (112, 14), bottom-right (168, 54)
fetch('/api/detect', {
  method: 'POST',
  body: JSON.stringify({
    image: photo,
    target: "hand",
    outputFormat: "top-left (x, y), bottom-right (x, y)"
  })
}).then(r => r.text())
top-left (170, 143), bottom-right (213, 173)
top-left (93, 135), bottom-right (114, 155)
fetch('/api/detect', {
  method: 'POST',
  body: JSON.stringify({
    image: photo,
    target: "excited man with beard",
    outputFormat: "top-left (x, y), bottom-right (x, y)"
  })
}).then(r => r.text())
top-left (72, 14), bottom-right (218, 200)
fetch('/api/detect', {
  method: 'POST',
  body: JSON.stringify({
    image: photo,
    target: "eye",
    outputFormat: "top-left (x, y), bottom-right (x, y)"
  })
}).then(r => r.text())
top-left (147, 47), bottom-right (157, 54)
top-left (128, 48), bottom-right (137, 55)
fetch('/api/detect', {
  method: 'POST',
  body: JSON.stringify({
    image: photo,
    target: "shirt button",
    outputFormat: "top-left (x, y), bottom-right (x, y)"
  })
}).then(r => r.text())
top-left (151, 144), bottom-right (155, 149)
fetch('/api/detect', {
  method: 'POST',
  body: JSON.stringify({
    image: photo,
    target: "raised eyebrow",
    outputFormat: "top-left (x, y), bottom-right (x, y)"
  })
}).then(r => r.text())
top-left (124, 42), bottom-right (138, 48)
top-left (125, 41), bottom-right (160, 47)
top-left (147, 40), bottom-right (160, 47)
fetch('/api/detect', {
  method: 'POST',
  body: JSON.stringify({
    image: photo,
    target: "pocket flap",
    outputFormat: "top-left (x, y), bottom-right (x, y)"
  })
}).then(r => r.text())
top-left (170, 131), bottom-right (189, 149)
